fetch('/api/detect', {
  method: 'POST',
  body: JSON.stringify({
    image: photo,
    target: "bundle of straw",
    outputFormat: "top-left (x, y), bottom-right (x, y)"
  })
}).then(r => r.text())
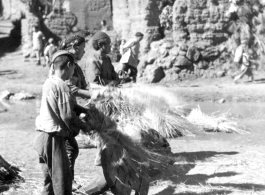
top-left (186, 106), bottom-right (249, 134)
top-left (88, 84), bottom-right (193, 138)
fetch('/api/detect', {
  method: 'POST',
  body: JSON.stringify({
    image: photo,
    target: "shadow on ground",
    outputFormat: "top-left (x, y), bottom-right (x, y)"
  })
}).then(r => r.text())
top-left (151, 151), bottom-right (265, 195)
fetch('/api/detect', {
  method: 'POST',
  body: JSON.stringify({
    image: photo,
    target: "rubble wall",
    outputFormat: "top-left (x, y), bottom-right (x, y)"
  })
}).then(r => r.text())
top-left (113, 0), bottom-right (163, 53)
top-left (69, 0), bottom-right (112, 31)
top-left (44, 11), bottom-right (77, 38)
top-left (172, 0), bottom-right (230, 48)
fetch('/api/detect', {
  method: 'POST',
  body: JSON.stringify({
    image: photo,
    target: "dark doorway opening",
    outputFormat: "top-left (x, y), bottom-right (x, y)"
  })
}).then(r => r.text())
top-left (0, 20), bottom-right (22, 57)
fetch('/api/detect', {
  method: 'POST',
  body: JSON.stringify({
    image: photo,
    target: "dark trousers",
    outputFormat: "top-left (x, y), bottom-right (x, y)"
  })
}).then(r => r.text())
top-left (33, 131), bottom-right (72, 195)
top-left (121, 63), bottom-right (138, 81)
top-left (65, 136), bottom-right (79, 181)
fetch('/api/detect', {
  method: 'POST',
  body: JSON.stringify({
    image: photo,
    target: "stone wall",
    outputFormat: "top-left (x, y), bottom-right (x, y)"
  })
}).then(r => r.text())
top-left (69, 0), bottom-right (112, 31)
top-left (113, 0), bottom-right (163, 53)
top-left (172, 0), bottom-right (230, 49)
top-left (44, 10), bottom-right (77, 38)
top-left (0, 0), bottom-right (26, 20)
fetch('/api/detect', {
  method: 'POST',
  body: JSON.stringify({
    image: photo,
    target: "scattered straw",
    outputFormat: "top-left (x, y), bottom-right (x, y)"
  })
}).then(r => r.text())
top-left (186, 106), bottom-right (249, 134)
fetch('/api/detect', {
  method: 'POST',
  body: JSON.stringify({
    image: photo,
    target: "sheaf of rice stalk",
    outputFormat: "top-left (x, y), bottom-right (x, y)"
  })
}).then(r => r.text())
top-left (90, 85), bottom-right (193, 138)
top-left (186, 106), bottom-right (249, 134)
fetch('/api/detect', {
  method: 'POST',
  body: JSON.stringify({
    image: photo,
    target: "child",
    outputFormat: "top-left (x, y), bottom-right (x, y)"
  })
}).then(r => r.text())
top-left (86, 31), bottom-right (119, 86)
top-left (44, 38), bottom-right (58, 67)
top-left (233, 48), bottom-right (256, 83)
top-left (32, 25), bottom-right (45, 65)
top-left (33, 50), bottom-right (92, 195)
top-left (119, 39), bottom-right (126, 55)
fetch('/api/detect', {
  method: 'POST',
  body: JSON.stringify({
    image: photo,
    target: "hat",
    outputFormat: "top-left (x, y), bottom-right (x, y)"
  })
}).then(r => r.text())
top-left (51, 50), bottom-right (74, 63)
top-left (92, 31), bottom-right (110, 41)
top-left (135, 32), bottom-right (144, 37)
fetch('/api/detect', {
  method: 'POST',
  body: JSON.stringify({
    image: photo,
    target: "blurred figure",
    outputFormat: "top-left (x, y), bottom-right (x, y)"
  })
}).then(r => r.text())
top-left (100, 20), bottom-right (108, 32)
top-left (44, 38), bottom-right (58, 67)
top-left (32, 25), bottom-right (45, 65)
top-left (233, 48), bottom-right (257, 83)
top-left (119, 39), bottom-right (126, 55)
top-left (120, 32), bottom-right (144, 82)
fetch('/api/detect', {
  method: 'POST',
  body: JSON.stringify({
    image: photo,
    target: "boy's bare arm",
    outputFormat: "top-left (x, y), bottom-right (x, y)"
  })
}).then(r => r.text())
top-left (75, 89), bottom-right (93, 98)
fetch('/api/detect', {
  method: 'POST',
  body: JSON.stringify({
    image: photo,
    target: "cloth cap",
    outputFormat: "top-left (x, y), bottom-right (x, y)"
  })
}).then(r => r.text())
top-left (92, 31), bottom-right (110, 41)
top-left (51, 50), bottom-right (74, 63)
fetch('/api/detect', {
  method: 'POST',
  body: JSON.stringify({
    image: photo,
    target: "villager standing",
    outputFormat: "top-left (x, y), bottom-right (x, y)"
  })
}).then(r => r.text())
top-left (233, 48), bottom-right (256, 83)
top-left (100, 20), bottom-right (108, 32)
top-left (44, 38), bottom-right (58, 67)
top-left (55, 35), bottom-right (94, 190)
top-left (119, 39), bottom-right (126, 55)
top-left (232, 39), bottom-right (248, 76)
top-left (55, 34), bottom-right (107, 190)
top-left (32, 25), bottom-right (45, 65)
top-left (86, 31), bottom-right (119, 86)
top-left (33, 50), bottom-right (92, 195)
top-left (120, 32), bottom-right (144, 82)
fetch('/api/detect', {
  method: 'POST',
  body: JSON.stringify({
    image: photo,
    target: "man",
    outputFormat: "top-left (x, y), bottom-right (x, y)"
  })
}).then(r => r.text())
top-left (120, 32), bottom-right (144, 82)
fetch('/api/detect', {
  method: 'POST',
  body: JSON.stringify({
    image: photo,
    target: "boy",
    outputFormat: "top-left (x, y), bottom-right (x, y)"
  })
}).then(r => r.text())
top-left (33, 50), bottom-right (92, 195)
top-left (32, 25), bottom-right (45, 65)
top-left (233, 48), bottom-right (256, 83)
top-left (86, 31), bottom-right (119, 86)
top-left (44, 38), bottom-right (58, 67)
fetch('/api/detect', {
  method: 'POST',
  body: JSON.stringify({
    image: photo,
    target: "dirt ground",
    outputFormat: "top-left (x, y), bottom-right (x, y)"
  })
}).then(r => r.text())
top-left (0, 51), bottom-right (265, 195)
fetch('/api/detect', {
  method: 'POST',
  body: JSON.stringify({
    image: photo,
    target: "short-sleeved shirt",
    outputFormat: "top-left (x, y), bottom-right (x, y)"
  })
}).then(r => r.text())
top-left (33, 31), bottom-right (44, 51)
top-left (35, 76), bottom-right (83, 137)
top-left (120, 38), bottom-right (140, 68)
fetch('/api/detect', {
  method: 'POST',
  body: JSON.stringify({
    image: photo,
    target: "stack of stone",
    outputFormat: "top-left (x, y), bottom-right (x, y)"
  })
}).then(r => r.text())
top-left (172, 0), bottom-right (230, 48)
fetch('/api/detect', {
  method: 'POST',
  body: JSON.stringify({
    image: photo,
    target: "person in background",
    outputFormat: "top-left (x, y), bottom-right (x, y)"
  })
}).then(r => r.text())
top-left (32, 25), bottom-right (45, 65)
top-left (119, 39), bottom-right (126, 55)
top-left (119, 32), bottom-right (144, 82)
top-left (100, 20), bottom-right (108, 32)
top-left (33, 50), bottom-right (92, 195)
top-left (86, 31), bottom-right (119, 86)
top-left (233, 48), bottom-right (257, 83)
top-left (44, 38), bottom-right (58, 67)
top-left (232, 39), bottom-right (249, 76)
